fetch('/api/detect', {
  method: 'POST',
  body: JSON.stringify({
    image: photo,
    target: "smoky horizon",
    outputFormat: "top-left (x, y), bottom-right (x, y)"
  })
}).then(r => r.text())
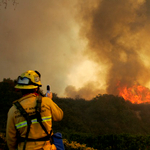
top-left (1, 0), bottom-right (150, 102)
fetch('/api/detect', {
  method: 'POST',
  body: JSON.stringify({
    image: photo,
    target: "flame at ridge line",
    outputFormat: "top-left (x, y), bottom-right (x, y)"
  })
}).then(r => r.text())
top-left (117, 82), bottom-right (150, 104)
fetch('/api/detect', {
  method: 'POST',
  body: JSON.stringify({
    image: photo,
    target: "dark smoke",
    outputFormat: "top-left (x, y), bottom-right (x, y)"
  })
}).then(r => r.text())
top-left (65, 0), bottom-right (150, 99)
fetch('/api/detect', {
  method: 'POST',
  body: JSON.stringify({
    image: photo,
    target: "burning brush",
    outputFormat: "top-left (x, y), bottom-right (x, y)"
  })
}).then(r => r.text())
top-left (117, 82), bottom-right (150, 104)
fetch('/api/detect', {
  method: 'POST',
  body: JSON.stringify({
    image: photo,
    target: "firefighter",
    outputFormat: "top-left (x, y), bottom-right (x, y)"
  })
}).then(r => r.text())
top-left (6, 70), bottom-right (63, 150)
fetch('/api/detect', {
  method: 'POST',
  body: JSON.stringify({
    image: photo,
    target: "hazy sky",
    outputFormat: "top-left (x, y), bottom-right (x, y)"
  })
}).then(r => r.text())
top-left (1, 0), bottom-right (150, 100)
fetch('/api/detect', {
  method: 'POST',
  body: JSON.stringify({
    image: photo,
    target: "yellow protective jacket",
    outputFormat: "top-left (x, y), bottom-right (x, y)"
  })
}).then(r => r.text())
top-left (6, 93), bottom-right (63, 150)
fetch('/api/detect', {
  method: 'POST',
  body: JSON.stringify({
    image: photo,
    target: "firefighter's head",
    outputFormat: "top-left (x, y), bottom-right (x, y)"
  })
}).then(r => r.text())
top-left (15, 70), bottom-right (42, 90)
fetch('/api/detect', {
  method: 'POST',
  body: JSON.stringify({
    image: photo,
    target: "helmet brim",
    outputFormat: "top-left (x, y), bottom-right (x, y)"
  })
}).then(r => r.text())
top-left (15, 84), bottom-right (39, 89)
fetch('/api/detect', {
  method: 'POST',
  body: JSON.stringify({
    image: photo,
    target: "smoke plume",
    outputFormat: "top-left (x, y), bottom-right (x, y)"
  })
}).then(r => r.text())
top-left (65, 0), bottom-right (150, 99)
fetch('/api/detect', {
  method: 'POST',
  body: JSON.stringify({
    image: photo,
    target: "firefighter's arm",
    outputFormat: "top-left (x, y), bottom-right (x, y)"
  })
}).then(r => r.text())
top-left (49, 99), bottom-right (63, 121)
top-left (6, 107), bottom-right (17, 150)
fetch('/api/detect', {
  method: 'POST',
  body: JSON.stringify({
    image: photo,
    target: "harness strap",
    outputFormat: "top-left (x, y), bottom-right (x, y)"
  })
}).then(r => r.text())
top-left (36, 96), bottom-right (48, 135)
top-left (14, 101), bottom-right (31, 150)
top-left (14, 101), bottom-right (32, 126)
top-left (19, 135), bottom-right (50, 142)
top-left (35, 96), bottom-right (53, 144)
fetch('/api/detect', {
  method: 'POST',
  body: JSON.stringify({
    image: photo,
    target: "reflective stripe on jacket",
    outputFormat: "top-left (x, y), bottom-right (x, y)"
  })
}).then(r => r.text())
top-left (15, 116), bottom-right (52, 129)
top-left (6, 93), bottom-right (63, 150)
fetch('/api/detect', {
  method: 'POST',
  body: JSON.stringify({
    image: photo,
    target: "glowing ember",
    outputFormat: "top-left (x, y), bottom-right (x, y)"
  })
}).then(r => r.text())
top-left (117, 84), bottom-right (150, 104)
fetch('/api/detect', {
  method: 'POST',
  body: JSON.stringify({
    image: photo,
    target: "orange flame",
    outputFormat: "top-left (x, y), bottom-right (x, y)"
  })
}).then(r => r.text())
top-left (117, 83), bottom-right (150, 104)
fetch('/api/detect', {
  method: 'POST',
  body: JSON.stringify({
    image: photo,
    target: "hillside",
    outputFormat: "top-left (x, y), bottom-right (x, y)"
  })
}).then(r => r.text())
top-left (52, 94), bottom-right (150, 136)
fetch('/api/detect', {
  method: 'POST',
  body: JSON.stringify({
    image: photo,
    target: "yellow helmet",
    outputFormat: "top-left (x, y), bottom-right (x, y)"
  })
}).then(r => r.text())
top-left (15, 70), bottom-right (42, 89)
